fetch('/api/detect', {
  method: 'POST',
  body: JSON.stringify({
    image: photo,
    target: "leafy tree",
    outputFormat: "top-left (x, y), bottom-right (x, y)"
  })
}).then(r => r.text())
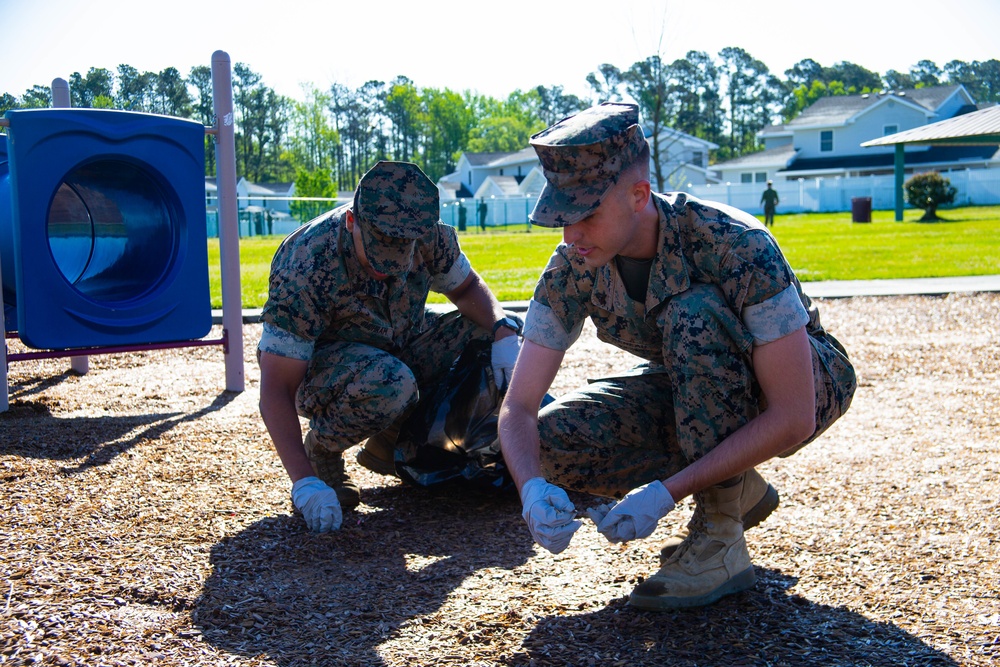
top-left (232, 63), bottom-right (292, 182)
top-left (187, 65), bottom-right (216, 175)
top-left (784, 58), bottom-right (824, 89)
top-left (68, 67), bottom-right (114, 108)
top-left (944, 59), bottom-right (1000, 103)
top-left (0, 92), bottom-right (16, 116)
top-left (586, 63), bottom-right (625, 103)
top-left (910, 60), bottom-right (941, 88)
top-left (465, 115), bottom-right (537, 153)
top-left (288, 85), bottom-right (339, 174)
top-left (670, 51), bottom-right (722, 142)
top-left (329, 79), bottom-right (386, 189)
top-left (719, 46), bottom-right (780, 157)
top-left (384, 76), bottom-right (423, 162)
top-left (533, 84), bottom-right (587, 126)
top-left (420, 86), bottom-right (474, 182)
top-left (290, 167), bottom-right (337, 222)
top-left (151, 67), bottom-right (192, 117)
top-left (19, 85), bottom-right (52, 108)
top-left (624, 55), bottom-right (675, 191)
top-left (115, 64), bottom-right (154, 111)
top-left (822, 61), bottom-right (882, 92)
top-left (685, 50), bottom-right (725, 147)
top-left (904, 172), bottom-right (956, 221)
top-left (883, 69), bottom-right (914, 91)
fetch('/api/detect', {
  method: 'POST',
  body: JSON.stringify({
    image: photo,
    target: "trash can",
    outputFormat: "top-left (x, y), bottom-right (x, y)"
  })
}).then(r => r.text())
top-left (851, 196), bottom-right (872, 223)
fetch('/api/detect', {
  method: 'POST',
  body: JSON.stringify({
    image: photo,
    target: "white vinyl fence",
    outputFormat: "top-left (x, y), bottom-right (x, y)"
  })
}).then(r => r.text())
top-left (687, 168), bottom-right (1000, 216)
top-left (205, 169), bottom-right (1000, 237)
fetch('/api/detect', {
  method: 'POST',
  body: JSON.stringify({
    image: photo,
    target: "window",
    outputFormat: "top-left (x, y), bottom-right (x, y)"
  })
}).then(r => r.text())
top-left (820, 130), bottom-right (833, 152)
top-left (755, 172), bottom-right (767, 183)
top-left (692, 151), bottom-right (704, 167)
top-left (884, 124), bottom-right (898, 136)
top-left (741, 173), bottom-right (753, 183)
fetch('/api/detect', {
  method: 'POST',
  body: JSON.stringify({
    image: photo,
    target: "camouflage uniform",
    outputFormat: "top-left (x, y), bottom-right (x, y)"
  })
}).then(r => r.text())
top-left (523, 191), bottom-right (856, 499)
top-left (258, 202), bottom-right (488, 455)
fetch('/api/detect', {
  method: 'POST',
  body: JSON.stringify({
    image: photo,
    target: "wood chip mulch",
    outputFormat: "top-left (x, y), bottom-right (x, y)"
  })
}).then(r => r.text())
top-left (2, 293), bottom-right (998, 666)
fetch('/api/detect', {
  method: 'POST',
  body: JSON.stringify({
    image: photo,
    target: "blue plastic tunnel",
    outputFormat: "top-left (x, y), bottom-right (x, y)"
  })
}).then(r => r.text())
top-left (0, 109), bottom-right (211, 350)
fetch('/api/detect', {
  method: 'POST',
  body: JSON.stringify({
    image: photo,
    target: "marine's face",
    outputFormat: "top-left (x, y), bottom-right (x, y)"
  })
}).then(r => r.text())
top-left (561, 178), bottom-right (647, 268)
top-left (346, 211), bottom-right (389, 281)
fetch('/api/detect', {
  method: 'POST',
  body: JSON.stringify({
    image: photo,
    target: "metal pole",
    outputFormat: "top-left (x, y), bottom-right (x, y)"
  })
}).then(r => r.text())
top-left (50, 78), bottom-right (91, 376)
top-left (0, 264), bottom-right (7, 413)
top-left (212, 51), bottom-right (244, 392)
top-left (51, 78), bottom-right (70, 108)
top-left (894, 144), bottom-right (905, 222)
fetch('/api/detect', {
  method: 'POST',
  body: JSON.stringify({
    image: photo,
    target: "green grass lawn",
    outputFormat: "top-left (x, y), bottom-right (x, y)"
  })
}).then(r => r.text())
top-left (207, 205), bottom-right (1000, 308)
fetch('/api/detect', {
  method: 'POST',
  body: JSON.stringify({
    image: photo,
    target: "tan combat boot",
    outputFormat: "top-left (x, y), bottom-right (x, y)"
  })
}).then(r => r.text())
top-left (659, 467), bottom-right (778, 563)
top-left (303, 430), bottom-right (361, 510)
top-left (630, 477), bottom-right (756, 610)
top-left (355, 424), bottom-right (400, 477)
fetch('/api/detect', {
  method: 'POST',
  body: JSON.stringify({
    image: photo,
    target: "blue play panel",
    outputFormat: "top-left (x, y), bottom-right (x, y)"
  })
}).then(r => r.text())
top-left (1, 109), bottom-right (211, 349)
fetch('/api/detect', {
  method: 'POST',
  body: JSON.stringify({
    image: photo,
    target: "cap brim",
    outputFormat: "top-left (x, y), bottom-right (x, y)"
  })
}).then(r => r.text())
top-left (529, 180), bottom-right (604, 228)
top-left (359, 224), bottom-right (416, 276)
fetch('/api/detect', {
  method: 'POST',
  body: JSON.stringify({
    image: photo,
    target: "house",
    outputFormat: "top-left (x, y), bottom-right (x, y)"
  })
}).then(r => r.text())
top-left (711, 84), bottom-right (1000, 184)
top-left (647, 126), bottom-right (720, 189)
top-left (438, 148), bottom-right (540, 202)
top-left (437, 126), bottom-right (718, 203)
top-left (236, 178), bottom-right (295, 216)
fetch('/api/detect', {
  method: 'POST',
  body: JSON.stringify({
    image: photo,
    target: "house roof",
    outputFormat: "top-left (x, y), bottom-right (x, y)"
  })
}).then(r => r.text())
top-left (464, 151), bottom-right (517, 166)
top-left (650, 126), bottom-right (720, 150)
top-left (862, 104), bottom-right (1000, 147)
top-left (490, 175), bottom-right (523, 195)
top-left (711, 144), bottom-right (796, 170)
top-left (786, 144), bottom-right (999, 172)
top-left (240, 180), bottom-right (293, 196)
top-left (786, 84), bottom-right (969, 129)
top-left (759, 124), bottom-right (791, 138)
top-left (485, 147), bottom-right (538, 168)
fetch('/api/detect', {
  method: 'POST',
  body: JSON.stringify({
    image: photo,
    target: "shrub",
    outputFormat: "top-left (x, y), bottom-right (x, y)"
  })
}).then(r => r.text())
top-left (904, 172), bottom-right (957, 221)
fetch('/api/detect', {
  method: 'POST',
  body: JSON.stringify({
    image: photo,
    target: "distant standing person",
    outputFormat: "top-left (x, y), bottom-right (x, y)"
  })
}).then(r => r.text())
top-left (477, 199), bottom-right (488, 232)
top-left (761, 181), bottom-right (779, 227)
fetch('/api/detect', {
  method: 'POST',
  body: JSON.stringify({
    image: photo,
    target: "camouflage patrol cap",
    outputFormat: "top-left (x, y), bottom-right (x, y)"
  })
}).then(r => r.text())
top-left (529, 102), bottom-right (648, 227)
top-left (354, 160), bottom-right (439, 275)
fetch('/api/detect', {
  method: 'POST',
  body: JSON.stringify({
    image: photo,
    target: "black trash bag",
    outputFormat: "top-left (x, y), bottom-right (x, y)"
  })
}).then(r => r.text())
top-left (394, 338), bottom-right (551, 493)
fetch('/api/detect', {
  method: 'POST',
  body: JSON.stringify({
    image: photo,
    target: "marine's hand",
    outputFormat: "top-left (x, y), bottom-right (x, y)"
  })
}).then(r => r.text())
top-left (590, 480), bottom-right (675, 543)
top-left (519, 477), bottom-right (582, 553)
top-left (491, 335), bottom-right (521, 391)
top-left (291, 476), bottom-right (343, 532)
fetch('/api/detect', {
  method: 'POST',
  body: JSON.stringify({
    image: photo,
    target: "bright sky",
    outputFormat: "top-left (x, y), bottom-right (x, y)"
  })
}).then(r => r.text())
top-left (3, 0), bottom-right (999, 102)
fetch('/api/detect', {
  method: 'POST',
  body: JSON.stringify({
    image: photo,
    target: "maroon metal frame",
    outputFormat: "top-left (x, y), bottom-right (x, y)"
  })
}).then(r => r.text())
top-left (4, 329), bottom-right (230, 361)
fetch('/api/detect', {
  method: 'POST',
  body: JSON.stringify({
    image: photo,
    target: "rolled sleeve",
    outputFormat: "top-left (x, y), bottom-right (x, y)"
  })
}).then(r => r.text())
top-left (430, 252), bottom-right (471, 294)
top-left (258, 322), bottom-right (315, 361)
top-left (522, 299), bottom-right (585, 351)
top-left (742, 284), bottom-right (810, 344)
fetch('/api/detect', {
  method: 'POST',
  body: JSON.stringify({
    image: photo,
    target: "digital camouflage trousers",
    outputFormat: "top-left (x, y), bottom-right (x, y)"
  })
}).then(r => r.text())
top-left (537, 284), bottom-right (856, 499)
top-left (296, 309), bottom-right (490, 454)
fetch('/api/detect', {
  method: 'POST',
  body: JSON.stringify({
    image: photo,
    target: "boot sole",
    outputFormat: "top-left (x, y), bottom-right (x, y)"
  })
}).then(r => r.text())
top-left (629, 566), bottom-right (757, 610)
top-left (356, 447), bottom-right (397, 477)
top-left (742, 483), bottom-right (780, 530)
top-left (659, 484), bottom-right (780, 563)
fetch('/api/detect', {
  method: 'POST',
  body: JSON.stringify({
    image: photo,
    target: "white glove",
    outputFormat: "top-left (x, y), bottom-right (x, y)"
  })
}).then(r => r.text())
top-left (519, 477), bottom-right (582, 554)
top-left (291, 476), bottom-right (343, 533)
top-left (587, 480), bottom-right (675, 543)
top-left (491, 334), bottom-right (521, 390)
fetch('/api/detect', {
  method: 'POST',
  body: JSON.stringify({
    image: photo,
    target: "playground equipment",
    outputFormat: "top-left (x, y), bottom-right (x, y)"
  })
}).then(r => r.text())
top-left (0, 50), bottom-right (244, 412)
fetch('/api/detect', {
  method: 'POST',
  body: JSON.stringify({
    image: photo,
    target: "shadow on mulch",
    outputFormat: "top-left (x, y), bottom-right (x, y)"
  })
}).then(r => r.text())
top-left (0, 391), bottom-right (238, 472)
top-left (505, 569), bottom-right (959, 667)
top-left (194, 483), bottom-right (533, 667)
